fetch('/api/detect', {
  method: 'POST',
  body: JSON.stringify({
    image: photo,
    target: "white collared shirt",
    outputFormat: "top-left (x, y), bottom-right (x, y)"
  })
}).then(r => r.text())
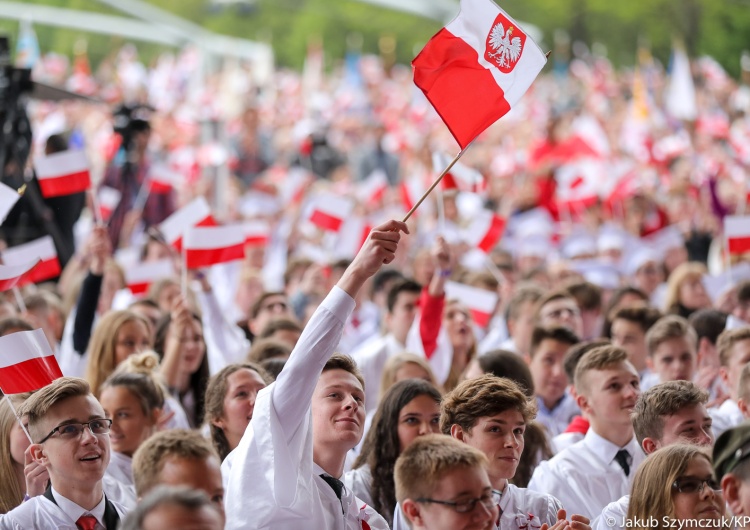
top-left (592, 495), bottom-right (629, 530)
top-left (535, 392), bottom-right (580, 437)
top-left (527, 429), bottom-right (645, 519)
top-left (50, 487), bottom-right (106, 529)
top-left (351, 333), bottom-right (406, 410)
top-left (0, 493), bottom-right (127, 530)
top-left (224, 286), bottom-right (388, 530)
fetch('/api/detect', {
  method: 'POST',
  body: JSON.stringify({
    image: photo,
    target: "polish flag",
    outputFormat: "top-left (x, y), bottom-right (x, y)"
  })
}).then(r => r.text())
top-left (125, 259), bottom-right (174, 295)
top-left (158, 197), bottom-right (215, 251)
top-left (335, 217), bottom-right (372, 259)
top-left (412, 0), bottom-right (546, 148)
top-left (357, 169), bottom-right (389, 206)
top-left (308, 194), bottom-right (353, 233)
top-left (1, 236), bottom-right (60, 285)
top-left (98, 186), bottom-right (122, 222)
top-left (0, 182), bottom-right (21, 225)
top-left (444, 281), bottom-right (498, 328)
top-left (726, 216), bottom-right (750, 255)
top-left (464, 210), bottom-right (506, 253)
top-left (555, 159), bottom-right (602, 213)
top-left (0, 329), bottom-right (63, 394)
top-left (0, 258), bottom-right (41, 292)
top-left (278, 167), bottom-right (312, 206)
top-left (400, 179), bottom-right (426, 216)
top-left (242, 221), bottom-right (271, 247)
top-left (184, 225), bottom-right (246, 269)
top-left (34, 150), bottom-right (91, 197)
top-left (148, 164), bottom-right (180, 194)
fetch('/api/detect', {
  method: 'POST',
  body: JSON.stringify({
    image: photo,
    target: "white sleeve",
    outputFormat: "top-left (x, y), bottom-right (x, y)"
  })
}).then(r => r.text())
top-left (271, 285), bottom-right (356, 440)
top-left (196, 289), bottom-right (251, 375)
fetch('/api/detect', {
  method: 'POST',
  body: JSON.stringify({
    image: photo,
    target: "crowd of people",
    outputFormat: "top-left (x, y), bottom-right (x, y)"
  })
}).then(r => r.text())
top-left (1, 35), bottom-right (750, 529)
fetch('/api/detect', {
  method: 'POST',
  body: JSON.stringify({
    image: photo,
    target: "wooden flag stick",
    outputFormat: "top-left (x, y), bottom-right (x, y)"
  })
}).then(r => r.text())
top-left (5, 395), bottom-right (33, 443)
top-left (89, 188), bottom-right (104, 226)
top-left (12, 287), bottom-right (26, 313)
top-left (403, 142), bottom-right (473, 222)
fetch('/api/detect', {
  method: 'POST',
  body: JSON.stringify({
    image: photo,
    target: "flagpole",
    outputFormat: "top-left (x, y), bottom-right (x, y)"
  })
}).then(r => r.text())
top-left (403, 142), bottom-right (474, 222)
top-left (5, 395), bottom-right (33, 443)
top-left (89, 189), bottom-right (103, 226)
top-left (484, 254), bottom-right (508, 285)
top-left (133, 180), bottom-right (151, 213)
top-left (181, 246), bottom-right (188, 298)
top-left (12, 287), bottom-right (26, 313)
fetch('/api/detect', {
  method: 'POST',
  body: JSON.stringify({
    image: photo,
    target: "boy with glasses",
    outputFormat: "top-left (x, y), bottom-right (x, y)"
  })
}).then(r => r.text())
top-left (0, 377), bottom-right (128, 529)
top-left (395, 434), bottom-right (499, 530)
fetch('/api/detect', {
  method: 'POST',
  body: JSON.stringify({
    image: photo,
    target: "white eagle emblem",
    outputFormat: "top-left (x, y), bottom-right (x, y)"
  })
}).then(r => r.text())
top-left (487, 22), bottom-right (522, 68)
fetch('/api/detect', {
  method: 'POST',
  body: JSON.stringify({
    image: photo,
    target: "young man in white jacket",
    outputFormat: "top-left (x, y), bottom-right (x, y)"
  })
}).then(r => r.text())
top-left (224, 219), bottom-right (408, 529)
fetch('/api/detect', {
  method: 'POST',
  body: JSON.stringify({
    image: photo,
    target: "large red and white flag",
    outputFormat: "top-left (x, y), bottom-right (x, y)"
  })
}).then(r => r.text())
top-left (0, 329), bottom-right (63, 394)
top-left (1, 236), bottom-right (60, 285)
top-left (0, 182), bottom-right (21, 225)
top-left (34, 150), bottom-right (91, 197)
top-left (125, 259), bottom-right (174, 295)
top-left (555, 159), bottom-right (603, 213)
top-left (308, 194), bottom-right (354, 233)
top-left (464, 210), bottom-right (506, 253)
top-left (412, 0), bottom-right (546, 148)
top-left (444, 281), bottom-right (498, 328)
top-left (726, 216), bottom-right (750, 255)
top-left (0, 258), bottom-right (41, 292)
top-left (148, 164), bottom-right (180, 194)
top-left (158, 197), bottom-right (215, 251)
top-left (184, 225), bottom-right (245, 269)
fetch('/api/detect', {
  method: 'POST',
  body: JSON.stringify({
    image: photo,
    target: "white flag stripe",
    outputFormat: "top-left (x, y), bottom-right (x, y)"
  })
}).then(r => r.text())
top-left (725, 216), bottom-right (750, 238)
top-left (125, 259), bottom-right (174, 285)
top-left (447, 0), bottom-right (546, 104)
top-left (243, 221), bottom-right (271, 238)
top-left (311, 193), bottom-right (355, 217)
top-left (445, 281), bottom-right (498, 314)
top-left (0, 258), bottom-right (40, 281)
top-left (99, 187), bottom-right (122, 208)
top-left (184, 225), bottom-right (245, 250)
top-left (0, 329), bottom-right (55, 369)
top-left (35, 150), bottom-right (89, 179)
top-left (1, 236), bottom-right (56, 264)
top-left (0, 182), bottom-right (20, 225)
top-left (159, 197), bottom-right (211, 243)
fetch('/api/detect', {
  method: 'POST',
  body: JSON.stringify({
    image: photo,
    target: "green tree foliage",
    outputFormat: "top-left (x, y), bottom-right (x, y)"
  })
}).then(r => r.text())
top-left (3, 0), bottom-right (750, 77)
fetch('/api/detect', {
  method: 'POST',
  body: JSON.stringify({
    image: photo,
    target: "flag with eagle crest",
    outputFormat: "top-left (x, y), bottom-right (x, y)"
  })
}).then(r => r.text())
top-left (412, 0), bottom-right (546, 148)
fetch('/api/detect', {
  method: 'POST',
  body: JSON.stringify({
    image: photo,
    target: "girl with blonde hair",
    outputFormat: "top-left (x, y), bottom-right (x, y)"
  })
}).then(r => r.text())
top-left (85, 309), bottom-right (152, 396)
top-left (379, 353), bottom-right (441, 399)
top-left (627, 444), bottom-right (725, 528)
top-left (663, 262), bottom-right (712, 318)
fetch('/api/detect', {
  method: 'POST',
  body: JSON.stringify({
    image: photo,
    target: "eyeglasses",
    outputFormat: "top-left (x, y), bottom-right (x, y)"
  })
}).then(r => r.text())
top-left (38, 419), bottom-right (113, 444)
top-left (672, 477), bottom-right (721, 494)
top-left (415, 490), bottom-right (500, 514)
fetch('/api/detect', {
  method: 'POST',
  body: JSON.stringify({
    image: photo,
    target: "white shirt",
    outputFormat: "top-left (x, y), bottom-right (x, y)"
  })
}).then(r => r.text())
top-left (710, 399), bottom-right (745, 438)
top-left (351, 333), bottom-right (406, 410)
top-left (535, 393), bottom-right (580, 437)
top-left (392, 483), bottom-right (563, 530)
top-left (197, 289), bottom-right (251, 375)
top-left (339, 300), bottom-right (381, 356)
top-left (0, 489), bottom-right (127, 530)
top-left (105, 452), bottom-right (134, 489)
top-left (102, 474), bottom-right (136, 510)
top-left (592, 495), bottom-right (629, 530)
top-left (551, 431), bottom-right (585, 454)
top-left (344, 465), bottom-right (374, 508)
top-left (528, 429), bottom-right (645, 519)
top-left (224, 286), bottom-right (388, 530)
top-left (478, 318), bottom-right (510, 355)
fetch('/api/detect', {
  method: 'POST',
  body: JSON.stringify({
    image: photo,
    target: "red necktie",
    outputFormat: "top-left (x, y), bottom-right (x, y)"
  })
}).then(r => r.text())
top-left (76, 515), bottom-right (98, 530)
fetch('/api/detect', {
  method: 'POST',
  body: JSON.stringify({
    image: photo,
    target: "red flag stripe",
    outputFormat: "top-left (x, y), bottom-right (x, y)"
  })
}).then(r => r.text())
top-left (0, 356), bottom-right (63, 394)
top-left (728, 237), bottom-right (750, 255)
top-left (17, 257), bottom-right (61, 286)
top-left (128, 281), bottom-right (151, 295)
top-left (185, 244), bottom-right (245, 269)
top-left (310, 209), bottom-right (344, 232)
top-left (477, 215), bottom-right (506, 253)
top-left (245, 235), bottom-right (269, 247)
top-left (469, 309), bottom-right (492, 328)
top-left (37, 170), bottom-right (91, 197)
top-left (172, 215), bottom-right (216, 252)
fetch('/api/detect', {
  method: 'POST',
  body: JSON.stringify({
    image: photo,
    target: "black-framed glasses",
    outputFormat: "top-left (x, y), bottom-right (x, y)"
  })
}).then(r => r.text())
top-left (38, 419), bottom-right (113, 444)
top-left (672, 476), bottom-right (721, 494)
top-left (415, 490), bottom-right (500, 514)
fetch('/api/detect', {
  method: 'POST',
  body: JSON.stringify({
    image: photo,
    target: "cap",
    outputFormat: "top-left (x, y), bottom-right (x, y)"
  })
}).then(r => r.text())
top-left (713, 422), bottom-right (750, 480)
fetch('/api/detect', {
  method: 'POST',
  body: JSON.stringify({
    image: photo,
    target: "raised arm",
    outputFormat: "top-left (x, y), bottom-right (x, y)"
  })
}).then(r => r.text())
top-left (271, 219), bottom-right (408, 440)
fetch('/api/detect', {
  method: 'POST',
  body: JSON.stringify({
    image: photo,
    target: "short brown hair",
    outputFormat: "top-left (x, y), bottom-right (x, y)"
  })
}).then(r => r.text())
top-left (739, 363), bottom-right (750, 402)
top-left (563, 339), bottom-right (610, 383)
top-left (20, 377), bottom-right (90, 442)
top-left (631, 380), bottom-right (709, 445)
top-left (645, 315), bottom-right (697, 357)
top-left (534, 290), bottom-right (576, 321)
top-left (440, 375), bottom-right (536, 435)
top-left (258, 317), bottom-right (302, 340)
top-left (247, 338), bottom-right (292, 363)
top-left (394, 434), bottom-right (487, 504)
top-left (250, 292), bottom-right (287, 320)
top-left (529, 325), bottom-right (580, 359)
top-left (612, 305), bottom-right (663, 334)
top-left (574, 345), bottom-right (630, 395)
top-left (717, 328), bottom-right (750, 367)
top-left (565, 280), bottom-right (602, 311)
top-left (504, 285), bottom-right (544, 323)
top-left (132, 429), bottom-right (218, 497)
top-left (324, 354), bottom-right (365, 390)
